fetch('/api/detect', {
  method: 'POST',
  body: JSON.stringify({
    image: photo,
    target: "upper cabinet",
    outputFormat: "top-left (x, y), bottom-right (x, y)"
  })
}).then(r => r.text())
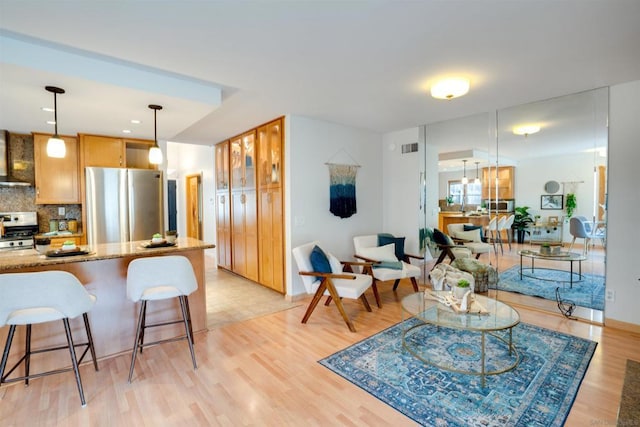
top-left (79, 134), bottom-right (156, 169)
top-left (80, 134), bottom-right (125, 168)
top-left (230, 131), bottom-right (256, 190)
top-left (33, 133), bottom-right (80, 204)
top-left (482, 166), bottom-right (515, 200)
top-left (257, 119), bottom-right (282, 188)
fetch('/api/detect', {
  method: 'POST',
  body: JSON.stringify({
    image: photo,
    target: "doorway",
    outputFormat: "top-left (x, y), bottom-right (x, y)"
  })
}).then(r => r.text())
top-left (186, 173), bottom-right (202, 239)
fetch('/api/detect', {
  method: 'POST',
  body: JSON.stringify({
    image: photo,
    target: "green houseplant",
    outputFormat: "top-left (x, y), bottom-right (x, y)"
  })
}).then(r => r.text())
top-left (454, 279), bottom-right (471, 299)
top-left (565, 193), bottom-right (577, 218)
top-left (512, 206), bottom-right (534, 244)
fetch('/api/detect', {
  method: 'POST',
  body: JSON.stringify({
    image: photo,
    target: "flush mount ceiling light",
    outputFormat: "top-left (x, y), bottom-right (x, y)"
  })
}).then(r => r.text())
top-left (461, 159), bottom-right (469, 184)
top-left (148, 104), bottom-right (163, 165)
top-left (430, 78), bottom-right (470, 100)
top-left (513, 124), bottom-right (541, 137)
top-left (45, 86), bottom-right (66, 158)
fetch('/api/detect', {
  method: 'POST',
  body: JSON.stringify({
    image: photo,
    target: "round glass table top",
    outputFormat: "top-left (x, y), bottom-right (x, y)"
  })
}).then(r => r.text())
top-left (402, 291), bottom-right (520, 332)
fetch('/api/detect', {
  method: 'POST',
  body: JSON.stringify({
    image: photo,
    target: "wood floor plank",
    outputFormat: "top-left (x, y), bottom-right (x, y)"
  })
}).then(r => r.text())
top-left (1, 245), bottom-right (638, 426)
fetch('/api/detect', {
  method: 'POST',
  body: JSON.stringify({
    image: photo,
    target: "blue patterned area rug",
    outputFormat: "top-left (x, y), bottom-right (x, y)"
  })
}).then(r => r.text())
top-left (493, 265), bottom-right (605, 310)
top-left (319, 318), bottom-right (596, 427)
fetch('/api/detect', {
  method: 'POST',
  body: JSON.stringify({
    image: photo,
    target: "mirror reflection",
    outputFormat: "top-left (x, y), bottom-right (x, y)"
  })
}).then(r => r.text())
top-left (424, 88), bottom-right (608, 321)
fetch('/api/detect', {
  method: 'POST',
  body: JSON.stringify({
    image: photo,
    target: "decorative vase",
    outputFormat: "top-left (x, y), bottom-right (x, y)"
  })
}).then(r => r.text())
top-left (540, 245), bottom-right (551, 255)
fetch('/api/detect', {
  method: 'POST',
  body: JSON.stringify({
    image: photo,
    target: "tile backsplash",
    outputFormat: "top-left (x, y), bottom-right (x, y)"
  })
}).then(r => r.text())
top-left (0, 133), bottom-right (83, 234)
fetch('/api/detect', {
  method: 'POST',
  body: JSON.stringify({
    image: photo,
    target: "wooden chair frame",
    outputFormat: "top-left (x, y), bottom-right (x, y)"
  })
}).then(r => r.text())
top-left (298, 265), bottom-right (372, 332)
top-left (352, 254), bottom-right (420, 308)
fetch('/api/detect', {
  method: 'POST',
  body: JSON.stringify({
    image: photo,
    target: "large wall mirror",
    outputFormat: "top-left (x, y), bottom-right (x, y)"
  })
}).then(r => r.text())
top-left (423, 87), bottom-right (608, 321)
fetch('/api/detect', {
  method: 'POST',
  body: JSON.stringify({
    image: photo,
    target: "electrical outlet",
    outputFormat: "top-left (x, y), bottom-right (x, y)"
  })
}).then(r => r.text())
top-left (58, 207), bottom-right (66, 216)
top-left (605, 289), bottom-right (615, 302)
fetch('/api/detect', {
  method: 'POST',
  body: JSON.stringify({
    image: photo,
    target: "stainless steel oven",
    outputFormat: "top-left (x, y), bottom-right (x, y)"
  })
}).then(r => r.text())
top-left (0, 211), bottom-right (38, 251)
top-left (486, 200), bottom-right (514, 212)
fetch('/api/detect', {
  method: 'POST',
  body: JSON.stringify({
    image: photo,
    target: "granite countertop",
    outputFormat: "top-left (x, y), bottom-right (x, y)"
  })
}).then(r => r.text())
top-left (0, 237), bottom-right (215, 271)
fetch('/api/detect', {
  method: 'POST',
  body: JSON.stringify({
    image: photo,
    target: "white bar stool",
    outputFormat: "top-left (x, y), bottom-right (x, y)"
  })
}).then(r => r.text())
top-left (0, 271), bottom-right (98, 407)
top-left (126, 255), bottom-right (198, 383)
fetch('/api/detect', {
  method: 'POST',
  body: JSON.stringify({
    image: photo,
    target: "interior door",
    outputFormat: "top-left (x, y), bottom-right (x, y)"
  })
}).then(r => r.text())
top-left (185, 173), bottom-right (202, 239)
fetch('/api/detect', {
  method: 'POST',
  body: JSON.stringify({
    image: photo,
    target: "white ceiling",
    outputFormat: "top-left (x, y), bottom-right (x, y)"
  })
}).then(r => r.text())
top-left (1, 1), bottom-right (639, 152)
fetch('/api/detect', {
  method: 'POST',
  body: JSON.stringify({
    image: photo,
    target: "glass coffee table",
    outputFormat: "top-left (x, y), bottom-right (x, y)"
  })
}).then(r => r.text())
top-left (518, 250), bottom-right (586, 288)
top-left (401, 291), bottom-right (520, 387)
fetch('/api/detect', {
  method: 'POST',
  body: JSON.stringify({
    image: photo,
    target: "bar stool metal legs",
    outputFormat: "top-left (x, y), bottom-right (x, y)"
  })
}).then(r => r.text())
top-left (128, 295), bottom-right (197, 383)
top-left (0, 314), bottom-right (99, 407)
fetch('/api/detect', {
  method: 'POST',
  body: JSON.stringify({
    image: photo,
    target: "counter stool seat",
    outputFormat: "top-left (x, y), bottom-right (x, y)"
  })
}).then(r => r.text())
top-left (126, 255), bottom-right (198, 383)
top-left (0, 271), bottom-right (98, 407)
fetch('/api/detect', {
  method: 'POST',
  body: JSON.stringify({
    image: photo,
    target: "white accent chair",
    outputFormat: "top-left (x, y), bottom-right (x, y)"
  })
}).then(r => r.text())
top-left (501, 214), bottom-right (515, 250)
top-left (126, 255), bottom-right (198, 382)
top-left (353, 234), bottom-right (421, 308)
top-left (292, 241), bottom-right (373, 332)
top-left (446, 223), bottom-right (493, 259)
top-left (0, 271), bottom-right (98, 407)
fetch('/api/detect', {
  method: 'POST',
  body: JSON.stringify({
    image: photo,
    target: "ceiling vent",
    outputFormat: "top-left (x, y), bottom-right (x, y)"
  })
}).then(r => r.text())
top-left (401, 142), bottom-right (418, 154)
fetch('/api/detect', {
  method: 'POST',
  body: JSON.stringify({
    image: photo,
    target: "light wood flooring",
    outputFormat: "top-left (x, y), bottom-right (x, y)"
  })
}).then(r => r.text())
top-left (1, 245), bottom-right (638, 426)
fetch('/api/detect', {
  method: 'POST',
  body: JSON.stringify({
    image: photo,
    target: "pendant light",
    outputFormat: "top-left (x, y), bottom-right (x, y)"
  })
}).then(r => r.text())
top-left (45, 86), bottom-right (66, 158)
top-left (474, 161), bottom-right (481, 185)
top-left (148, 104), bottom-right (163, 165)
top-left (461, 159), bottom-right (468, 184)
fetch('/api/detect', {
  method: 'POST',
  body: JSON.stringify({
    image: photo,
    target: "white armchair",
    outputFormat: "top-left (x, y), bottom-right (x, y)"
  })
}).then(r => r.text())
top-left (353, 234), bottom-right (421, 308)
top-left (446, 223), bottom-right (493, 259)
top-left (292, 241), bottom-right (373, 332)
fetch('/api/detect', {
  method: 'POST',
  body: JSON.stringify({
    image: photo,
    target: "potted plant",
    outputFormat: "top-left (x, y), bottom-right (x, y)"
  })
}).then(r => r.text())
top-left (540, 242), bottom-right (551, 255)
top-left (453, 279), bottom-right (471, 299)
top-left (512, 206), bottom-right (534, 244)
top-left (565, 193), bottom-right (577, 218)
top-left (445, 195), bottom-right (454, 206)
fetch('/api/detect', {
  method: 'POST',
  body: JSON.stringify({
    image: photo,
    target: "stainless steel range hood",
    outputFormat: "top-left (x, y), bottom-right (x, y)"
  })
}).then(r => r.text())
top-left (0, 130), bottom-right (32, 187)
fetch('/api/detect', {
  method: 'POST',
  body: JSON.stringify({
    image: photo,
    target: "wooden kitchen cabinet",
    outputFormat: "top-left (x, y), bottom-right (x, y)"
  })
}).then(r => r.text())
top-left (80, 134), bottom-right (126, 168)
top-left (79, 134), bottom-right (156, 169)
top-left (257, 118), bottom-right (284, 293)
top-left (230, 131), bottom-right (258, 282)
top-left (482, 166), bottom-right (515, 200)
top-left (215, 140), bottom-right (232, 270)
top-left (33, 133), bottom-right (80, 204)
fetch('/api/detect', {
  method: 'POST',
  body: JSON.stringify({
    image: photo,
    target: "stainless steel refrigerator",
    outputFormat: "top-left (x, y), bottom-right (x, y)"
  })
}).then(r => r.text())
top-left (85, 167), bottom-right (164, 245)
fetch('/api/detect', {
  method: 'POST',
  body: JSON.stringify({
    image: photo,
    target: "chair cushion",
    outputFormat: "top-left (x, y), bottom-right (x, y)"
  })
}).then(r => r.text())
top-left (358, 243), bottom-right (398, 262)
top-left (464, 224), bottom-right (487, 242)
top-left (433, 228), bottom-right (454, 246)
top-left (327, 252), bottom-right (344, 274)
top-left (454, 228), bottom-right (482, 243)
top-left (370, 261), bottom-right (421, 281)
top-left (378, 234), bottom-right (406, 260)
top-left (310, 245), bottom-right (332, 273)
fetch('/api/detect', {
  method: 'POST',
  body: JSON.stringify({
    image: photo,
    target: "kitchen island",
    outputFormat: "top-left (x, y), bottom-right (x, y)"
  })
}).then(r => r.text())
top-left (438, 212), bottom-right (491, 232)
top-left (0, 237), bottom-right (215, 368)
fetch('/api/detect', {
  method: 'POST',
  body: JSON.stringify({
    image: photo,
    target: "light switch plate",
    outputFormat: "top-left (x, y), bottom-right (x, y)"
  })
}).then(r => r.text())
top-left (58, 207), bottom-right (66, 216)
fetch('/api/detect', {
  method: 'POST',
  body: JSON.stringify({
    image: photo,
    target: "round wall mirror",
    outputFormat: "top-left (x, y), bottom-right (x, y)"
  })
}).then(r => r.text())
top-left (544, 180), bottom-right (560, 194)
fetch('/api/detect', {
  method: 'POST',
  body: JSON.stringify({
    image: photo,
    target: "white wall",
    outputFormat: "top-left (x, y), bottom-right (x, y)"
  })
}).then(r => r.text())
top-left (166, 141), bottom-right (216, 259)
top-left (606, 80), bottom-right (640, 326)
top-left (514, 152), bottom-right (597, 242)
top-left (381, 127), bottom-right (422, 254)
top-left (287, 115), bottom-right (383, 296)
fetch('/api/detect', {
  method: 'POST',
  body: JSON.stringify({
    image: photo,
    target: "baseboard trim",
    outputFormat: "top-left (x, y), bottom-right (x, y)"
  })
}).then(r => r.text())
top-left (605, 318), bottom-right (640, 334)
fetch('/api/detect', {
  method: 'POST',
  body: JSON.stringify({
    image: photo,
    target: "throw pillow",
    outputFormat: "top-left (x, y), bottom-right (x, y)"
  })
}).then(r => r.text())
top-left (378, 234), bottom-right (406, 260)
top-left (310, 245), bottom-right (332, 273)
top-left (373, 260), bottom-right (403, 270)
top-left (358, 243), bottom-right (398, 262)
top-left (455, 229), bottom-right (482, 243)
top-left (433, 228), bottom-right (454, 246)
top-left (463, 224), bottom-right (487, 242)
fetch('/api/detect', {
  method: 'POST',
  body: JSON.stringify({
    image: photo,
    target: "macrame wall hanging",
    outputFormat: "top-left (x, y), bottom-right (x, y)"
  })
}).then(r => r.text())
top-left (325, 149), bottom-right (360, 219)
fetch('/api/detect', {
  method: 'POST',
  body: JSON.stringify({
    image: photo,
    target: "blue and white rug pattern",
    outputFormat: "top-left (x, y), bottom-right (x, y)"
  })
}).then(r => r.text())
top-left (494, 265), bottom-right (605, 310)
top-left (319, 319), bottom-right (596, 427)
